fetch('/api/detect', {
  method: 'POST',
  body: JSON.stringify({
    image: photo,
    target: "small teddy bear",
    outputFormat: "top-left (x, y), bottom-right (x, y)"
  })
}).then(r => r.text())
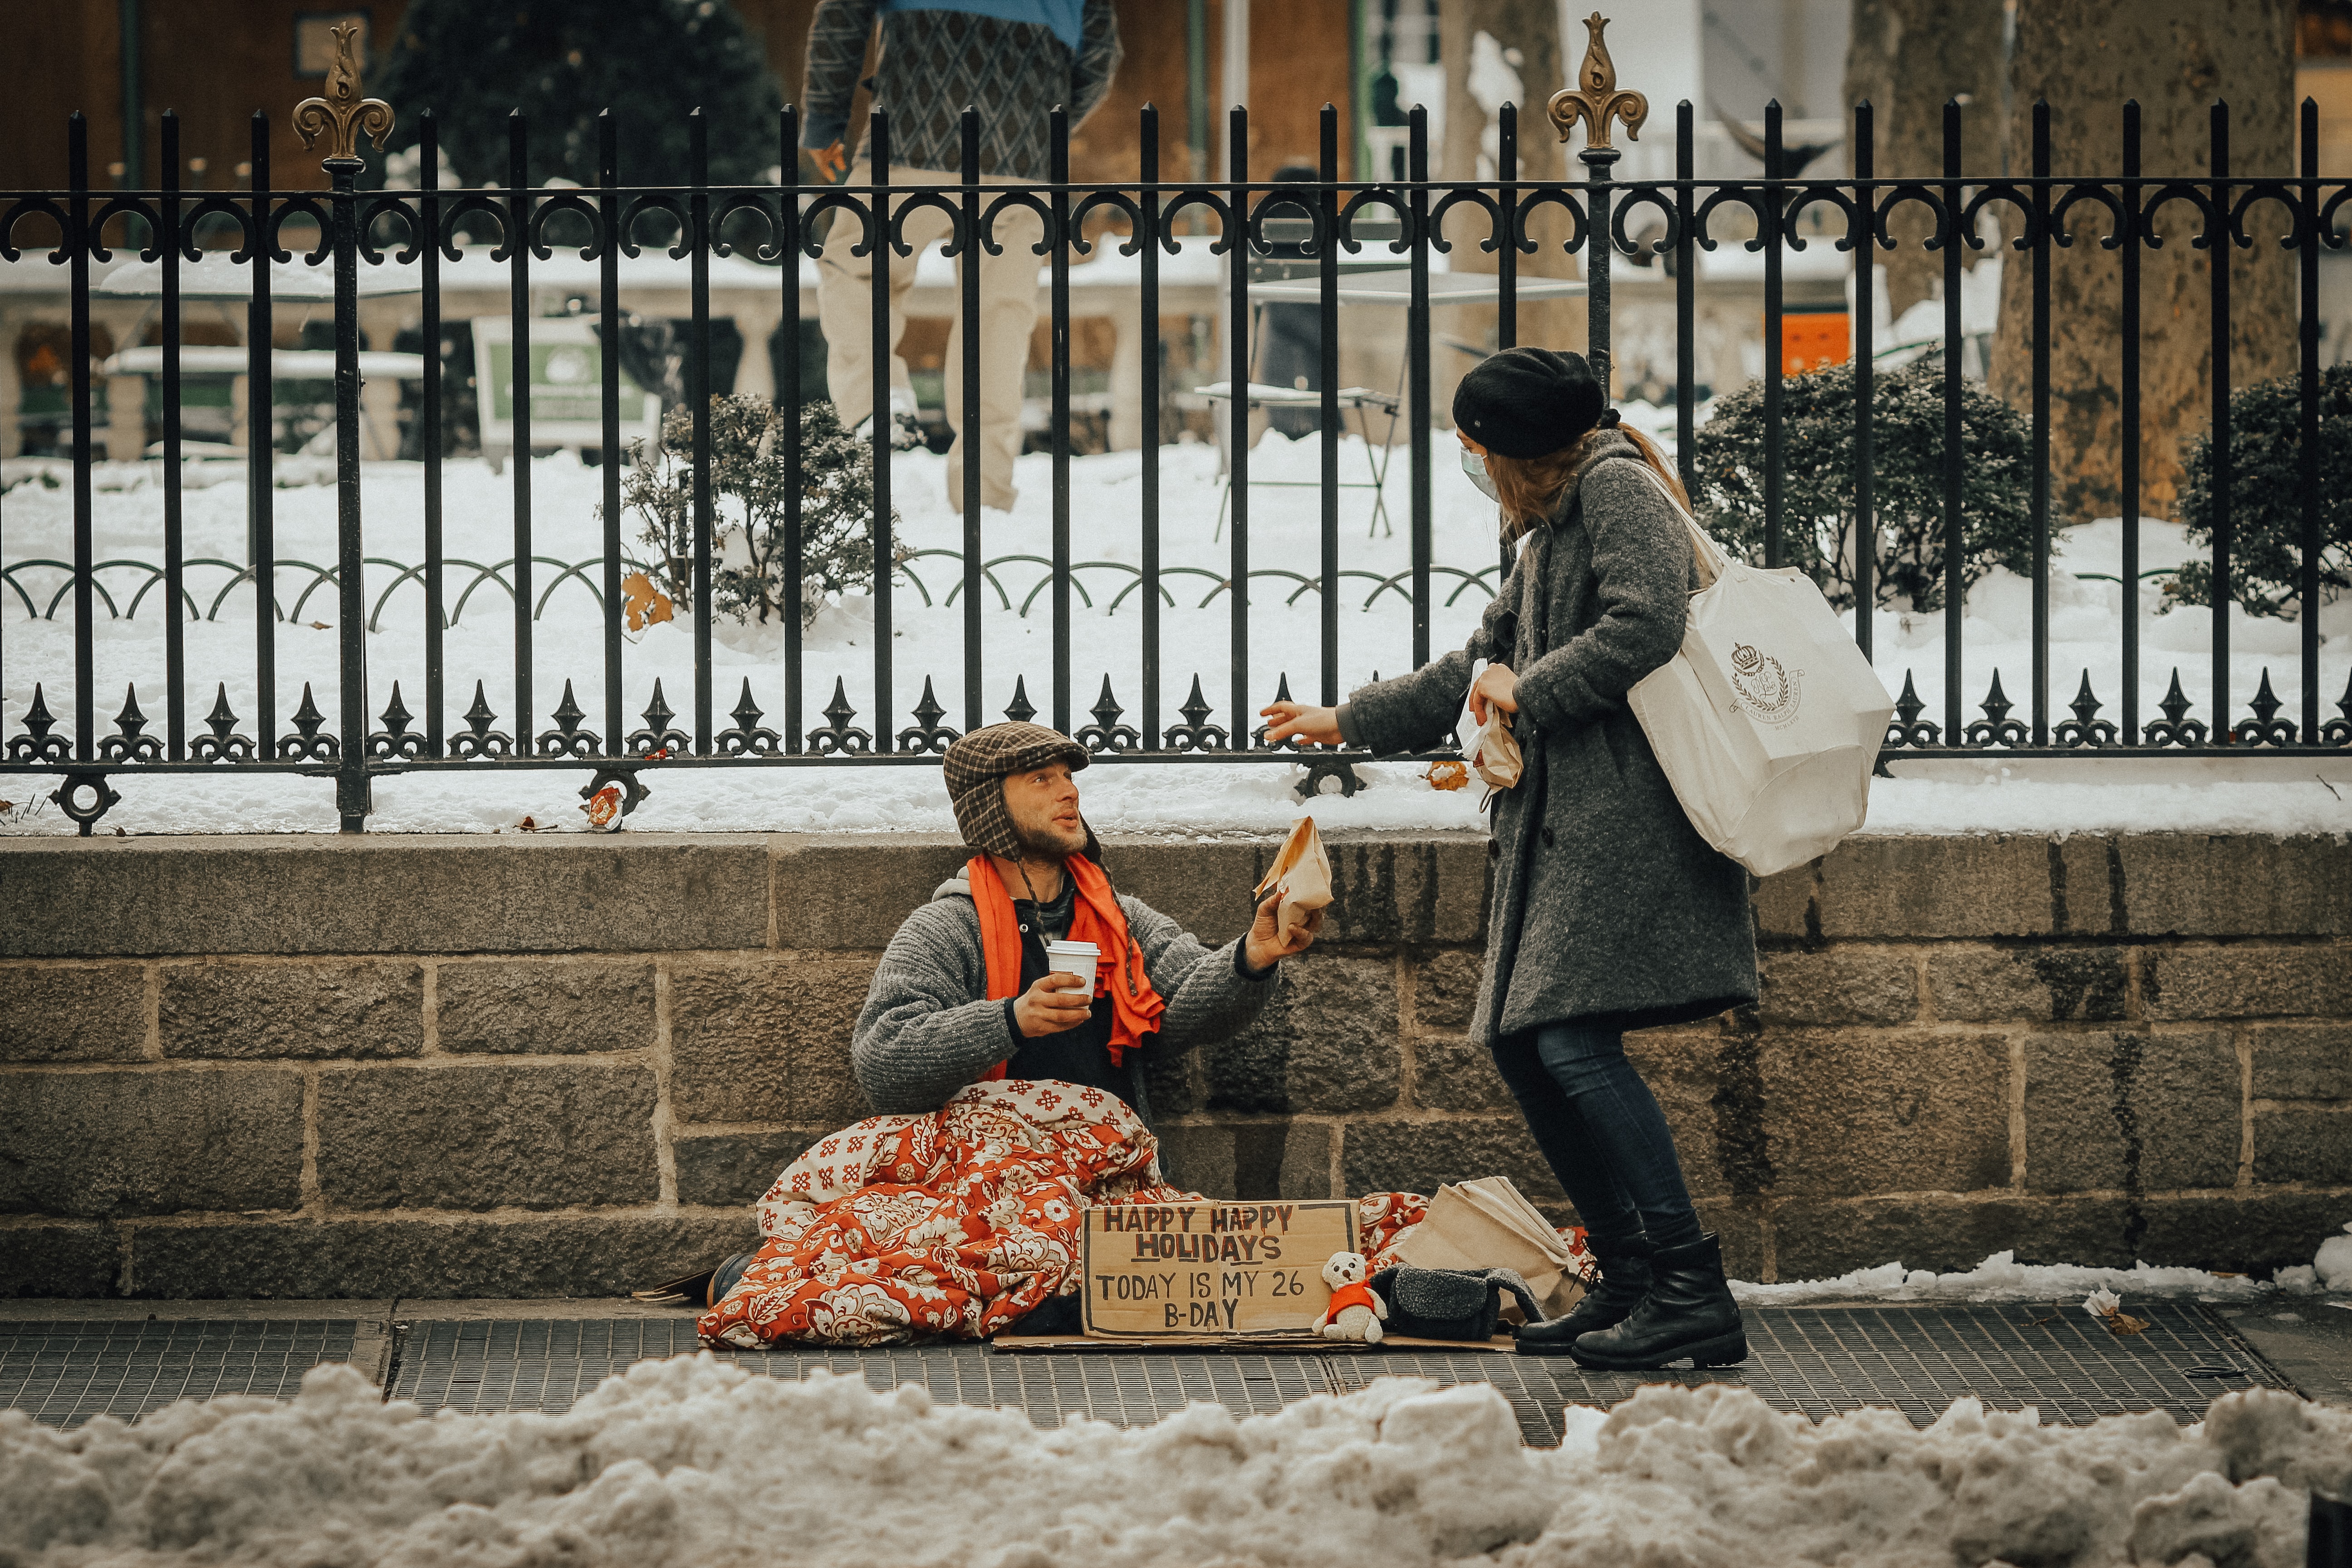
top-left (1318, 1250), bottom-right (1389, 1343)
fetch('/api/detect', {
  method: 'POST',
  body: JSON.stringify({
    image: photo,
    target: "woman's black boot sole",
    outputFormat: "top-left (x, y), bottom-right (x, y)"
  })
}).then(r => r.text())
top-left (1514, 1288), bottom-right (1646, 1357)
top-left (1566, 1327), bottom-right (1750, 1370)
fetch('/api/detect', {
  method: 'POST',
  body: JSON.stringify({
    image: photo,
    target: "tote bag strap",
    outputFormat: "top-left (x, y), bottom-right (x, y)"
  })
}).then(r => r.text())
top-left (1624, 461), bottom-right (1731, 589)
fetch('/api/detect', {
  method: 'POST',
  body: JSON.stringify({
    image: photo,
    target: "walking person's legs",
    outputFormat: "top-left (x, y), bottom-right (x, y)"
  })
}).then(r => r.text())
top-left (816, 165), bottom-right (956, 437)
top-left (947, 184), bottom-right (1043, 512)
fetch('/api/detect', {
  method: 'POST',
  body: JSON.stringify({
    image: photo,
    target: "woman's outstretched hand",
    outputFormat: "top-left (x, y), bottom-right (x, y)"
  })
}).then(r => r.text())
top-left (1468, 663), bottom-right (1519, 725)
top-left (1258, 701), bottom-right (1342, 746)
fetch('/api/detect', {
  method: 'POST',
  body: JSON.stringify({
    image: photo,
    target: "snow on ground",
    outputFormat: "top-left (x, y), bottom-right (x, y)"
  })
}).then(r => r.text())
top-left (4, 748), bottom-right (2348, 838)
top-left (3, 1357), bottom-right (2348, 1568)
top-left (1730, 1250), bottom-right (2339, 1309)
top-left (3, 429), bottom-right (2348, 837)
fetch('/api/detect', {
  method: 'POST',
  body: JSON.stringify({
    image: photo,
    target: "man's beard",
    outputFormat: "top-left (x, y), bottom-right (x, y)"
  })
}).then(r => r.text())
top-left (1013, 815), bottom-right (1088, 859)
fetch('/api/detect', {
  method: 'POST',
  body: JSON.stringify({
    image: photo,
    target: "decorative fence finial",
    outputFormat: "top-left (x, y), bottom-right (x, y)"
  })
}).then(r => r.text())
top-left (293, 22), bottom-right (392, 166)
top-left (1548, 12), bottom-right (1648, 150)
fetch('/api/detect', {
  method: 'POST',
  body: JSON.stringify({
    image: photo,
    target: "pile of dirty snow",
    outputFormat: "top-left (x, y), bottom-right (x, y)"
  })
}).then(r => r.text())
top-left (4, 1359), bottom-right (2348, 1568)
top-left (1731, 1250), bottom-right (2331, 1308)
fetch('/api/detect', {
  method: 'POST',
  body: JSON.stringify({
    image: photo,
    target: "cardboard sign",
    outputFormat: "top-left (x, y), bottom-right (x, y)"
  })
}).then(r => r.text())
top-left (1080, 1200), bottom-right (1358, 1340)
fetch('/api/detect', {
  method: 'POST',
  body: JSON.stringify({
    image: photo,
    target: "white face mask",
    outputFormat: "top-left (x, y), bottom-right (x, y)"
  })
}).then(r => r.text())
top-left (1460, 447), bottom-right (1499, 501)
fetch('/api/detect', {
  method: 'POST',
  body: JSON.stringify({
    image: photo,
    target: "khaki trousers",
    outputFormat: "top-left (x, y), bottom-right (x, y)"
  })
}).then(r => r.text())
top-left (817, 163), bottom-right (1042, 512)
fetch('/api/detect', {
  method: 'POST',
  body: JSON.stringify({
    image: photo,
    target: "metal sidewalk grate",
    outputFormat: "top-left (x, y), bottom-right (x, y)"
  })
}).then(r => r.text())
top-left (0, 1320), bottom-right (362, 1429)
top-left (389, 1318), bottom-right (1325, 1427)
top-left (0, 1304), bottom-right (2290, 1441)
top-left (390, 1303), bottom-right (2288, 1441)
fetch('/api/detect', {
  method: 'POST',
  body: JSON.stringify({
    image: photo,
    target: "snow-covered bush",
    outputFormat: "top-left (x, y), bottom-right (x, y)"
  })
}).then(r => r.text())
top-left (1689, 353), bottom-right (2043, 612)
top-left (613, 395), bottom-right (880, 629)
top-left (2166, 364), bottom-right (2352, 619)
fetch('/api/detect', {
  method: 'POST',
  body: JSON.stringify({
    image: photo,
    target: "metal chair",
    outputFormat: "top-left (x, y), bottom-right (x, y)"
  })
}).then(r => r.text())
top-left (1195, 378), bottom-right (1402, 541)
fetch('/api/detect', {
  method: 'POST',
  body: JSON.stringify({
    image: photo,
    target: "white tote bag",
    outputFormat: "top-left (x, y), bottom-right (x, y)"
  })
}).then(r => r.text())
top-left (1623, 471), bottom-right (1896, 878)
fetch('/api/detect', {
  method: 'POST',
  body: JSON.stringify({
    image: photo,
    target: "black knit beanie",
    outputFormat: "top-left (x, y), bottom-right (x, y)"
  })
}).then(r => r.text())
top-left (1453, 347), bottom-right (1610, 459)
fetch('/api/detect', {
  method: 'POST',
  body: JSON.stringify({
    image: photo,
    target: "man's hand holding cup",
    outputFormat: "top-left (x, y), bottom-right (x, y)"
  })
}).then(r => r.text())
top-left (1013, 971), bottom-right (1093, 1037)
top-left (1014, 938), bottom-right (1100, 1038)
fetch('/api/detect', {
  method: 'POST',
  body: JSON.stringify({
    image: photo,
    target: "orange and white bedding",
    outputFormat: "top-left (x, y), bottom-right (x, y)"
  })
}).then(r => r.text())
top-left (698, 1078), bottom-right (1429, 1348)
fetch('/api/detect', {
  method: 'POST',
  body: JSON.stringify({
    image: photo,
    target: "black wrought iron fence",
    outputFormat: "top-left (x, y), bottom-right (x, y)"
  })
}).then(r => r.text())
top-left (3, 23), bottom-right (2347, 835)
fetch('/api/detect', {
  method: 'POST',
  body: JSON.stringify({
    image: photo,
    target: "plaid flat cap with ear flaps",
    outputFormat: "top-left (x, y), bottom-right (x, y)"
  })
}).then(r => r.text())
top-left (941, 722), bottom-right (1095, 861)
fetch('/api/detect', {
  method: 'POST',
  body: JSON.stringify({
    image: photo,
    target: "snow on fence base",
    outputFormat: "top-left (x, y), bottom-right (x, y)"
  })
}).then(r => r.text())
top-left (3, 1357), bottom-right (2349, 1568)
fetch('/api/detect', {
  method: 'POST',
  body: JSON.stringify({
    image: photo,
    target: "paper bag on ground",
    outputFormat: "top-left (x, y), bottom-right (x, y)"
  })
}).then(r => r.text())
top-left (1388, 1176), bottom-right (1586, 1319)
top-left (1254, 816), bottom-right (1333, 944)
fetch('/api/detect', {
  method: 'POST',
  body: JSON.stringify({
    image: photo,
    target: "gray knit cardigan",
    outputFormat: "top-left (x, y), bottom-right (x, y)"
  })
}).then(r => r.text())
top-left (849, 870), bottom-right (1279, 1127)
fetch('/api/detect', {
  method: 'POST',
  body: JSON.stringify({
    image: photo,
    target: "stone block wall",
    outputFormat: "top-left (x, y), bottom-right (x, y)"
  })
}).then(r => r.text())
top-left (1, 830), bottom-right (2345, 1298)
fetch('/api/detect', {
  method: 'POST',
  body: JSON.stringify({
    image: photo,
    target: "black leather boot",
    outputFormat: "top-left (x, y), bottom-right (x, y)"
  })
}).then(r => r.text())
top-left (1567, 1233), bottom-right (1747, 1369)
top-left (1514, 1240), bottom-right (1652, 1356)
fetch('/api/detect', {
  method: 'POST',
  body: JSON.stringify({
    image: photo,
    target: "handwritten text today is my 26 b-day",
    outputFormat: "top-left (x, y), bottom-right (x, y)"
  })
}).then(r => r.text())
top-left (1089, 1203), bottom-right (1335, 1332)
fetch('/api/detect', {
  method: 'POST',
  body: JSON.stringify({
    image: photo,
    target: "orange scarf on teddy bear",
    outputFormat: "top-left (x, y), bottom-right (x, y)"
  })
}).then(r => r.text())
top-left (968, 854), bottom-right (1166, 1077)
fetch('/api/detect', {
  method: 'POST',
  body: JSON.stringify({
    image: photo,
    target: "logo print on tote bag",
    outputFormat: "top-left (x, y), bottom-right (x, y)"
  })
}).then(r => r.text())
top-left (1728, 643), bottom-right (1803, 725)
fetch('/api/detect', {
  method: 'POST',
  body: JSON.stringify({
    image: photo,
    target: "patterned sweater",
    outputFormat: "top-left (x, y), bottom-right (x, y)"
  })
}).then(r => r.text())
top-left (850, 870), bottom-right (1278, 1127)
top-left (800, 0), bottom-right (1124, 180)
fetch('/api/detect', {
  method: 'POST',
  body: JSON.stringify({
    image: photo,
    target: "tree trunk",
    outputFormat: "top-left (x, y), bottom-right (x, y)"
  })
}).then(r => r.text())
top-left (1437, 0), bottom-right (1583, 386)
top-left (1989, 0), bottom-right (2296, 523)
top-left (1842, 0), bottom-right (2007, 323)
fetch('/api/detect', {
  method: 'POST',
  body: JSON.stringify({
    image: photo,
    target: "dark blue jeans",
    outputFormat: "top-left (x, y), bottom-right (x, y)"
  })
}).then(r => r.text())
top-left (1490, 1022), bottom-right (1705, 1255)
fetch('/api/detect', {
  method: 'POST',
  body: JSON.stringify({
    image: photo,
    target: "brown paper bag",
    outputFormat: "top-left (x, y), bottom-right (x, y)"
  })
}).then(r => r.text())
top-left (1387, 1176), bottom-right (1586, 1320)
top-left (1469, 709), bottom-right (1523, 791)
top-left (1254, 815), bottom-right (1333, 945)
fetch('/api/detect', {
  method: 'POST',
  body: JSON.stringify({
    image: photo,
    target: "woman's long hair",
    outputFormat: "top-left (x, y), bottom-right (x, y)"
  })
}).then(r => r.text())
top-left (1488, 421), bottom-right (1690, 543)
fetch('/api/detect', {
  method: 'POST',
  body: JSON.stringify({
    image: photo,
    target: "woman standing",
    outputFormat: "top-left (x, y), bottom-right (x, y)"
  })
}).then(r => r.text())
top-left (1261, 347), bottom-right (1758, 1370)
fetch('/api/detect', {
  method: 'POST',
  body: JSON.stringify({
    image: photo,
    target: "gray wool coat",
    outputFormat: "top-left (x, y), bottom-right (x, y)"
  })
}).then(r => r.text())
top-left (1340, 431), bottom-right (1758, 1045)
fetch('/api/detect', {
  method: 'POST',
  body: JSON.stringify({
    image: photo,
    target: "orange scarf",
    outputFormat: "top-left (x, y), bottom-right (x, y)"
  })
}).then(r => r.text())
top-left (969, 854), bottom-right (1167, 1078)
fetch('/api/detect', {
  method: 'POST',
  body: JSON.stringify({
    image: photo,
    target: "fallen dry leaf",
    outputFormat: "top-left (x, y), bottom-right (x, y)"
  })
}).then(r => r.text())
top-left (517, 814), bottom-right (542, 832)
top-left (622, 570), bottom-right (674, 633)
top-left (1425, 759), bottom-right (1469, 792)
top-left (308, 621), bottom-right (330, 630)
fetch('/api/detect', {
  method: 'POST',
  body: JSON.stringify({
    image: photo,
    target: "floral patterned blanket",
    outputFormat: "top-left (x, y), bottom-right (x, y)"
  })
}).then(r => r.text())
top-left (698, 1078), bottom-right (1430, 1349)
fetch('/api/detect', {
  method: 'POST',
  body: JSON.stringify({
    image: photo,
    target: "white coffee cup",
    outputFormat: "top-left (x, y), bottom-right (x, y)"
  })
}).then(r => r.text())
top-left (1041, 939), bottom-right (1100, 994)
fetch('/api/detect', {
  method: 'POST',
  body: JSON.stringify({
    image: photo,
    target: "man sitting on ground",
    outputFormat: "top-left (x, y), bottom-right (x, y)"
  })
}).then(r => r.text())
top-left (852, 721), bottom-right (1321, 1126)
